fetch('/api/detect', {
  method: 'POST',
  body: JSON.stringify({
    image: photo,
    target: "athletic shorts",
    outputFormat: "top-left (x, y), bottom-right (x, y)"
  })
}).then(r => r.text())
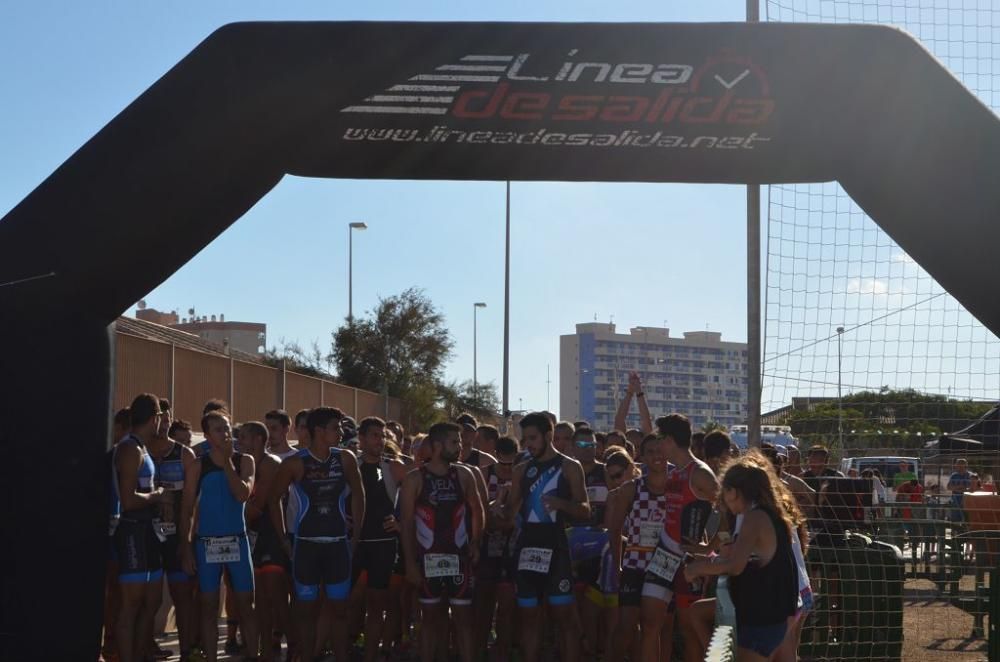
top-left (737, 621), bottom-right (788, 657)
top-left (576, 557), bottom-right (602, 590)
top-left (418, 551), bottom-right (474, 606)
top-left (250, 528), bottom-right (289, 573)
top-left (619, 567), bottom-right (646, 608)
top-left (293, 538), bottom-right (352, 601)
top-left (115, 518), bottom-right (163, 584)
top-left (160, 534), bottom-right (194, 583)
top-left (195, 534), bottom-right (254, 594)
top-left (514, 540), bottom-right (575, 608)
top-left (641, 542), bottom-right (699, 608)
top-left (353, 539), bottom-right (397, 590)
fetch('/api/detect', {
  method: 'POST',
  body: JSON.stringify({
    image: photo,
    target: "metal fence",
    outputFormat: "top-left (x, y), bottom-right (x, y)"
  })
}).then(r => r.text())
top-left (113, 332), bottom-right (410, 432)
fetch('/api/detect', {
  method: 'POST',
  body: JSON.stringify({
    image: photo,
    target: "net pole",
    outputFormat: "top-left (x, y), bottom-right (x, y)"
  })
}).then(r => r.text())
top-left (747, 0), bottom-right (761, 448)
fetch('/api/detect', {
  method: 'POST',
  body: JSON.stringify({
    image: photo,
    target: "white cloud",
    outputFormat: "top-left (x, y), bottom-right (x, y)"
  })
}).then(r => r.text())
top-left (846, 277), bottom-right (889, 295)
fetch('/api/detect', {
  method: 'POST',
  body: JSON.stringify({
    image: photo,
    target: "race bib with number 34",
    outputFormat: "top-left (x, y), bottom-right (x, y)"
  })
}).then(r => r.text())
top-left (204, 535), bottom-right (241, 564)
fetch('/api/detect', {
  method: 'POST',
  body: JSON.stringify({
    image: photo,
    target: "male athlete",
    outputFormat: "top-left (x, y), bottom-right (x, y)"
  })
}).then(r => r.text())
top-left (265, 409), bottom-right (299, 460)
top-left (112, 394), bottom-right (166, 662)
top-left (241, 420), bottom-right (291, 662)
top-left (353, 416), bottom-right (406, 662)
top-left (269, 407), bottom-right (365, 662)
top-left (457, 413), bottom-right (497, 470)
top-left (552, 420), bottom-right (575, 454)
top-left (505, 413), bottom-right (590, 662)
top-left (401, 422), bottom-right (484, 662)
top-left (147, 399), bottom-right (198, 660)
top-left (640, 414), bottom-right (719, 662)
top-left (571, 425), bottom-right (612, 659)
top-left (179, 410), bottom-right (258, 662)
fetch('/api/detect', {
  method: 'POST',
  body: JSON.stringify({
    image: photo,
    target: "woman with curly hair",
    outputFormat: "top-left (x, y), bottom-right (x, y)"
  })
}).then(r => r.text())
top-left (684, 451), bottom-right (803, 661)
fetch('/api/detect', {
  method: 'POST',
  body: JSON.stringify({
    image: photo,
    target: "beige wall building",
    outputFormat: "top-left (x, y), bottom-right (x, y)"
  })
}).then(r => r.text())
top-left (560, 323), bottom-right (748, 430)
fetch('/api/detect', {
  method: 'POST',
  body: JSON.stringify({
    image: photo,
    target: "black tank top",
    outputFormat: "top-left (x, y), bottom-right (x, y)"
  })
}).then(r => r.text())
top-left (360, 460), bottom-right (397, 541)
top-left (414, 465), bottom-right (469, 554)
top-left (729, 508), bottom-right (798, 627)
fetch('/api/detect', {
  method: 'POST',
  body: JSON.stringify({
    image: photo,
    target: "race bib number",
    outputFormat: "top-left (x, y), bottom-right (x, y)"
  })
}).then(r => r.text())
top-left (423, 553), bottom-right (461, 578)
top-left (518, 546), bottom-right (553, 574)
top-left (587, 485), bottom-right (609, 504)
top-left (204, 536), bottom-right (241, 564)
top-left (639, 522), bottom-right (662, 548)
top-left (487, 532), bottom-right (507, 558)
top-left (247, 530), bottom-right (259, 552)
top-left (646, 546), bottom-right (683, 582)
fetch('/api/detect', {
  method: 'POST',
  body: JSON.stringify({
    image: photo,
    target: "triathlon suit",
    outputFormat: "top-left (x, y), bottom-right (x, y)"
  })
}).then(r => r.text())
top-left (249, 452), bottom-right (289, 574)
top-left (642, 459), bottom-right (713, 607)
top-left (514, 454), bottom-right (575, 608)
top-left (290, 448), bottom-right (352, 601)
top-left (730, 508), bottom-right (797, 657)
top-left (111, 433), bottom-right (162, 583)
top-left (414, 464), bottom-right (474, 606)
top-left (479, 464), bottom-right (514, 584)
top-left (153, 441), bottom-right (193, 583)
top-left (572, 463), bottom-right (609, 595)
top-left (620, 477), bottom-right (668, 607)
top-left (193, 453), bottom-right (253, 594)
top-left (353, 459), bottom-right (400, 591)
top-left (272, 447), bottom-right (301, 547)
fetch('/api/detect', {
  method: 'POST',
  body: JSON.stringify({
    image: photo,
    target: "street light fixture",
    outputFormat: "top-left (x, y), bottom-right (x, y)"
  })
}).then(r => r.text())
top-left (474, 302), bottom-right (487, 396)
top-left (348, 222), bottom-right (367, 323)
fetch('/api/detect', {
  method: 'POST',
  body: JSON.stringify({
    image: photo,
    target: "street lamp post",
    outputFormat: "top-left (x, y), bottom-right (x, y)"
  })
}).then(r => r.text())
top-left (836, 326), bottom-right (845, 449)
top-left (348, 222), bottom-right (368, 322)
top-left (474, 302), bottom-right (487, 396)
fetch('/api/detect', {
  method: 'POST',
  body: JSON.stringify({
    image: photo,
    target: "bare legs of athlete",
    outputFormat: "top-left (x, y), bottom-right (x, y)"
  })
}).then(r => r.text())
top-left (520, 603), bottom-right (579, 662)
top-left (609, 605), bottom-right (642, 662)
top-left (201, 590), bottom-right (258, 662)
top-left (363, 587), bottom-right (391, 662)
top-left (473, 580), bottom-right (497, 655)
top-left (640, 596), bottom-right (675, 662)
top-left (254, 570), bottom-right (289, 662)
top-left (167, 578), bottom-right (197, 657)
top-left (297, 597), bottom-right (348, 662)
top-left (116, 580), bottom-right (162, 662)
top-left (491, 584), bottom-right (516, 662)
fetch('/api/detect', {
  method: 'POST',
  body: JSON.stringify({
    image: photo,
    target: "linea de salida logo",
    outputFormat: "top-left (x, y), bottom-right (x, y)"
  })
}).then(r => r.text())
top-left (341, 50), bottom-right (773, 126)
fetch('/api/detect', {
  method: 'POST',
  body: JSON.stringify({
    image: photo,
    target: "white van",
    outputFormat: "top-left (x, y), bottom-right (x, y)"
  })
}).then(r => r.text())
top-left (729, 425), bottom-right (799, 451)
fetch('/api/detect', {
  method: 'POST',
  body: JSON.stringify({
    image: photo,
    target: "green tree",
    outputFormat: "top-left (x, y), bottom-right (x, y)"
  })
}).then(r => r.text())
top-left (263, 338), bottom-right (333, 378)
top-left (331, 287), bottom-right (454, 399)
top-left (439, 379), bottom-right (501, 421)
top-left (701, 420), bottom-right (727, 434)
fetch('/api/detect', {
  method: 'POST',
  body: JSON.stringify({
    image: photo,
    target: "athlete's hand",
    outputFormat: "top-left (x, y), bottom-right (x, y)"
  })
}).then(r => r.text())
top-left (221, 435), bottom-right (234, 456)
top-left (627, 372), bottom-right (642, 395)
top-left (383, 515), bottom-right (400, 534)
top-left (683, 562), bottom-right (701, 583)
top-left (405, 561), bottom-right (422, 587)
top-left (181, 544), bottom-right (197, 576)
top-left (542, 495), bottom-right (565, 514)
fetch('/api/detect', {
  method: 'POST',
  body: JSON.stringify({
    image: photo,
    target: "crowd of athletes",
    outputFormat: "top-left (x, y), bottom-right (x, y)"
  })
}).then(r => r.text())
top-left (104, 372), bottom-right (814, 662)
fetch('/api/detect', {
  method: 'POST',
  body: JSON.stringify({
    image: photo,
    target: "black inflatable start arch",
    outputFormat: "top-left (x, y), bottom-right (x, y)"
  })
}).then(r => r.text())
top-left (1, 22), bottom-right (998, 659)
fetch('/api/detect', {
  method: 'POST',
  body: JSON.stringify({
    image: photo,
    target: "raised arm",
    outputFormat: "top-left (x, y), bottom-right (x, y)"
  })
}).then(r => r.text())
top-left (224, 452), bottom-right (254, 503)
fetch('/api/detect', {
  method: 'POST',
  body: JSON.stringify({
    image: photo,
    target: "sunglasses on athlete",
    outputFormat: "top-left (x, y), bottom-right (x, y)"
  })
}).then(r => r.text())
top-left (575, 441), bottom-right (597, 449)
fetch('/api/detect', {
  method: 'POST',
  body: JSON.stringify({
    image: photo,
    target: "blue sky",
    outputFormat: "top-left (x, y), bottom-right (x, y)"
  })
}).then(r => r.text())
top-left (0, 1), bottom-right (750, 416)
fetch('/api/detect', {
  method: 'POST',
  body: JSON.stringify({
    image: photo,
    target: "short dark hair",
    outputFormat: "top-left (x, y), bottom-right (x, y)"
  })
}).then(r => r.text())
top-left (240, 421), bottom-right (268, 445)
top-left (456, 413), bottom-right (478, 428)
top-left (265, 409), bottom-right (291, 427)
top-left (129, 393), bottom-right (161, 428)
top-left (159, 398), bottom-right (172, 414)
top-left (808, 444), bottom-right (829, 458)
top-left (655, 414), bottom-right (692, 448)
top-left (574, 426), bottom-right (595, 441)
top-left (623, 439), bottom-right (636, 458)
top-left (114, 408), bottom-right (131, 428)
top-left (295, 408), bottom-right (311, 427)
top-left (704, 431), bottom-right (732, 460)
top-left (554, 421), bottom-right (575, 436)
top-left (595, 432), bottom-right (607, 445)
top-left (496, 435), bottom-right (519, 456)
top-left (606, 449), bottom-right (635, 472)
top-left (428, 421), bottom-right (461, 446)
top-left (521, 412), bottom-right (555, 437)
top-left (201, 410), bottom-right (229, 434)
top-left (477, 425), bottom-right (500, 444)
top-left (307, 407), bottom-right (344, 437)
top-left (541, 411), bottom-right (558, 426)
top-left (573, 420), bottom-right (591, 430)
top-left (359, 416), bottom-right (386, 436)
top-left (203, 399), bottom-right (229, 416)
top-left (168, 419), bottom-right (192, 437)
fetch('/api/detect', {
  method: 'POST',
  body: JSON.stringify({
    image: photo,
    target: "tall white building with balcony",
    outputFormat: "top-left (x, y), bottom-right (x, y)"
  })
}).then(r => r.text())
top-left (560, 323), bottom-right (748, 430)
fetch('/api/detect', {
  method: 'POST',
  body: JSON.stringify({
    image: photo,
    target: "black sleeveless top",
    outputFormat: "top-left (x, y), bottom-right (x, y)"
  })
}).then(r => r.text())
top-left (360, 460), bottom-right (397, 541)
top-left (729, 508), bottom-right (798, 627)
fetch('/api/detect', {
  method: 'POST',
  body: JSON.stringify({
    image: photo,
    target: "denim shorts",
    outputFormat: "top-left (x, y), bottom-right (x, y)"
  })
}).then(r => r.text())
top-left (737, 621), bottom-right (788, 657)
